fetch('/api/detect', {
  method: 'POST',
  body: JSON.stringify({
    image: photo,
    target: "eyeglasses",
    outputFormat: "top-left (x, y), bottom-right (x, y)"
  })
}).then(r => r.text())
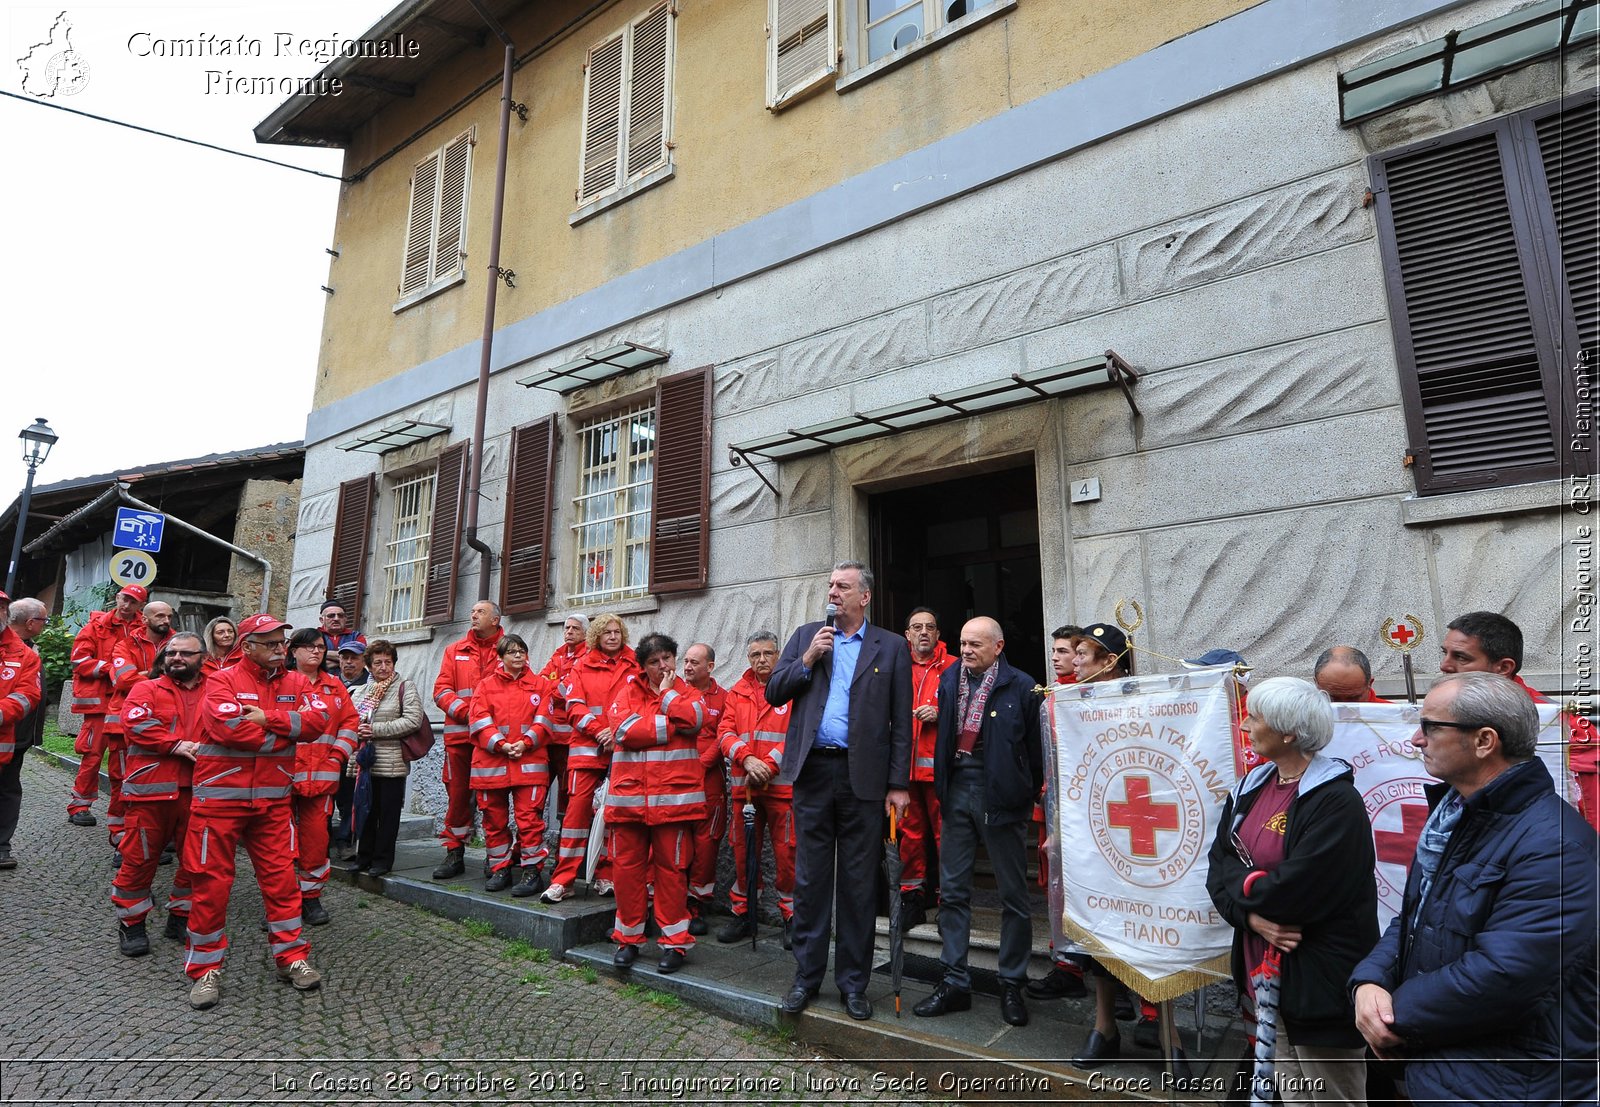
top-left (1230, 830), bottom-right (1255, 868)
top-left (1419, 717), bottom-right (1482, 737)
top-left (165, 650), bottom-right (202, 658)
top-left (502, 648), bottom-right (528, 657)
top-left (246, 638), bottom-right (287, 651)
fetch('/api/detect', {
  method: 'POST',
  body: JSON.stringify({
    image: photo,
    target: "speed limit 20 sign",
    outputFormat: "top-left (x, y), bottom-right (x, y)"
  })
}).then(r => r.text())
top-left (110, 550), bottom-right (157, 589)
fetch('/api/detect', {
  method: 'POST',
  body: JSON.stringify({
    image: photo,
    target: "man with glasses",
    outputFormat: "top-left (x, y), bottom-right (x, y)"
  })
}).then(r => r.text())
top-left (318, 601), bottom-right (366, 673)
top-left (184, 614), bottom-right (331, 1010)
top-left (0, 592), bottom-right (44, 870)
top-left (1351, 671), bottom-right (1598, 1105)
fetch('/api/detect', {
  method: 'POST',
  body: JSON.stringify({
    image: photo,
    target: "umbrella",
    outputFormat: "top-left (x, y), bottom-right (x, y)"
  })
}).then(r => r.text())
top-left (349, 740), bottom-right (375, 846)
top-left (741, 799), bottom-right (759, 949)
top-left (1248, 946), bottom-right (1283, 1107)
top-left (884, 808), bottom-right (905, 1017)
top-left (585, 777), bottom-right (610, 888)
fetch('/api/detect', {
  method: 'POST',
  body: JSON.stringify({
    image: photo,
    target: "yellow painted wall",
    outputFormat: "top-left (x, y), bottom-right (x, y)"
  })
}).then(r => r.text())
top-left (314, 0), bottom-right (1261, 408)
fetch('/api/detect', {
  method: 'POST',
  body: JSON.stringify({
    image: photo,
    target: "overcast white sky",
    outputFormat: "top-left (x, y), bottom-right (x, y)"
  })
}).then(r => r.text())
top-left (3, 1), bottom-right (396, 490)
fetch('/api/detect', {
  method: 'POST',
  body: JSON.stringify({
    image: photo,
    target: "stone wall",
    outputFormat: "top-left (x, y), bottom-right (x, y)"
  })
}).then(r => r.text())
top-left (227, 477), bottom-right (301, 617)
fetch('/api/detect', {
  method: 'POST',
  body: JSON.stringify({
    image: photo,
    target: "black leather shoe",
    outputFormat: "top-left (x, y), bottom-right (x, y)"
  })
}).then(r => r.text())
top-left (367, 863), bottom-right (391, 878)
top-left (342, 858), bottom-right (368, 874)
top-left (163, 912), bottom-right (187, 941)
top-left (657, 949), bottom-right (686, 974)
top-left (1000, 983), bottom-right (1029, 1026)
top-left (1071, 1029), bottom-right (1122, 1068)
top-left (68, 811), bottom-right (97, 827)
top-left (1133, 1015), bottom-right (1160, 1050)
top-left (302, 898), bottom-right (331, 927)
top-left (841, 991), bottom-right (873, 1020)
top-left (613, 944), bottom-right (638, 968)
top-left (159, 845), bottom-right (176, 866)
top-left (687, 915), bottom-right (708, 936)
top-left (1025, 964), bottom-right (1087, 999)
top-left (779, 983), bottom-right (817, 1015)
top-left (118, 921), bottom-right (150, 957)
top-left (432, 848), bottom-right (465, 880)
top-left (716, 914), bottom-right (753, 943)
top-left (511, 866), bottom-right (546, 898)
top-left (913, 982), bottom-right (972, 1018)
top-left (484, 868), bottom-right (513, 892)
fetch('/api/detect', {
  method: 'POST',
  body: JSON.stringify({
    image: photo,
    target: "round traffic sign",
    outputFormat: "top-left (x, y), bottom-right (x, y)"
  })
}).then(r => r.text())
top-left (110, 550), bottom-right (157, 589)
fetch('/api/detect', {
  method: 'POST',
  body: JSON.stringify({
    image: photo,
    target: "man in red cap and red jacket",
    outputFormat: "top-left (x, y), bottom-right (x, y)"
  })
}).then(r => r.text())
top-left (184, 613), bottom-right (331, 1010)
top-left (431, 600), bottom-right (505, 880)
top-left (66, 584), bottom-right (145, 826)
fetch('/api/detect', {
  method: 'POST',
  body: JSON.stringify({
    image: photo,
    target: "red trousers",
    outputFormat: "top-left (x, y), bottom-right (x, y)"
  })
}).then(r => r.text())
top-left (183, 802), bottom-right (308, 979)
top-left (610, 821), bottom-right (693, 950)
top-left (477, 785), bottom-right (548, 872)
top-left (439, 740), bottom-right (475, 849)
top-left (292, 792), bottom-right (335, 901)
top-left (728, 791), bottom-right (795, 919)
top-left (549, 767), bottom-right (612, 887)
top-left (897, 780), bottom-right (941, 893)
top-left (68, 715), bottom-right (106, 814)
top-left (688, 770), bottom-right (726, 908)
top-left (111, 794), bottom-right (195, 926)
top-left (104, 734), bottom-right (128, 850)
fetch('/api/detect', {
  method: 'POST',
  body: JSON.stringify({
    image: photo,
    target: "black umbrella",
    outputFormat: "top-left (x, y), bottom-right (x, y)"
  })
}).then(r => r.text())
top-left (349, 740), bottom-right (375, 846)
top-left (884, 808), bottom-right (905, 1017)
top-left (742, 799), bottom-right (759, 949)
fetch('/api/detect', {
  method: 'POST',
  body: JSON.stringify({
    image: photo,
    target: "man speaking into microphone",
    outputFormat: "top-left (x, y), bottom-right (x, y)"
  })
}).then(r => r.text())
top-left (767, 560), bottom-right (912, 1020)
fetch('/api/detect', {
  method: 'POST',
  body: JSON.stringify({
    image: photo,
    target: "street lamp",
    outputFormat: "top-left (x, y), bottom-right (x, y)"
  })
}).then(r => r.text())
top-left (5, 418), bottom-right (59, 595)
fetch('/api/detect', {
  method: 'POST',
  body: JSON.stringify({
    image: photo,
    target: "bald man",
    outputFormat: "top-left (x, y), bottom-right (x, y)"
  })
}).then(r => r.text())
top-left (1313, 645), bottom-right (1389, 704)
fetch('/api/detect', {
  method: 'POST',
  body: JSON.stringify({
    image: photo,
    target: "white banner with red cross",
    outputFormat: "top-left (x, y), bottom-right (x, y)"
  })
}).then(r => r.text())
top-left (1328, 701), bottom-right (1576, 931)
top-left (1049, 666), bottom-right (1241, 1000)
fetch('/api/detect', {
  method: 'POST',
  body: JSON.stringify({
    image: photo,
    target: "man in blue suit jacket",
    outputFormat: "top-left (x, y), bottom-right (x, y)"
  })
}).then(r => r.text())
top-left (767, 560), bottom-right (911, 1020)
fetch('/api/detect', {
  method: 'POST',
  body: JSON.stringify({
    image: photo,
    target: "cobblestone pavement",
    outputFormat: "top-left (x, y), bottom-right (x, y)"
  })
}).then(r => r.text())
top-left (0, 756), bottom-right (936, 1106)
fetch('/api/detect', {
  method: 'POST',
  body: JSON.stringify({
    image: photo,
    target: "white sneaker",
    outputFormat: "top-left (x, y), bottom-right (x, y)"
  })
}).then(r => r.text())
top-left (189, 968), bottom-right (223, 1010)
top-left (593, 879), bottom-right (614, 896)
top-left (540, 882), bottom-right (569, 904)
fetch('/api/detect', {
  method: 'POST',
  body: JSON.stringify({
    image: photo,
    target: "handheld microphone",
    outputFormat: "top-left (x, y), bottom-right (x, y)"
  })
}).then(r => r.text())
top-left (825, 603), bottom-right (838, 629)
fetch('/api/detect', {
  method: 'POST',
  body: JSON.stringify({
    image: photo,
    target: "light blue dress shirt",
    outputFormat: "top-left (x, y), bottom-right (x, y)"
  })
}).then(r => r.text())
top-left (814, 623), bottom-right (864, 749)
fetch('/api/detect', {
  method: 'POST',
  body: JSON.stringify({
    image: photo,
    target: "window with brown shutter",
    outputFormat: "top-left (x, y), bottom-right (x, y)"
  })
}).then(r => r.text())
top-left (649, 366), bottom-right (711, 594)
top-left (422, 441), bottom-right (468, 625)
top-left (501, 416), bottom-right (560, 616)
top-left (327, 474), bottom-right (376, 628)
top-left (1371, 94), bottom-right (1596, 494)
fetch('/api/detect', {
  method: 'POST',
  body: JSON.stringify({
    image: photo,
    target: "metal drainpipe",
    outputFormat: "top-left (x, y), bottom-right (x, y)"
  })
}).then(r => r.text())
top-left (115, 485), bottom-right (274, 612)
top-left (464, 1), bottom-right (516, 603)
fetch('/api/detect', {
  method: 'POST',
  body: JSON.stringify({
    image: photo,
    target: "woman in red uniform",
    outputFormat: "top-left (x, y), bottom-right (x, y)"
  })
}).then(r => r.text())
top-left (286, 629), bottom-right (359, 925)
top-left (606, 632), bottom-right (705, 973)
top-left (466, 634), bottom-right (553, 895)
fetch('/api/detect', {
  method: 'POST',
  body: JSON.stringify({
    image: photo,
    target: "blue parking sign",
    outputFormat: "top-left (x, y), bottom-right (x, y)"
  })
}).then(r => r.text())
top-left (113, 507), bottom-right (165, 553)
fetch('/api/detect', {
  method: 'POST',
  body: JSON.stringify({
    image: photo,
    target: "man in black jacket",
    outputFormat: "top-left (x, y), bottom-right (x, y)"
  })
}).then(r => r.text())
top-left (913, 616), bottom-right (1042, 1027)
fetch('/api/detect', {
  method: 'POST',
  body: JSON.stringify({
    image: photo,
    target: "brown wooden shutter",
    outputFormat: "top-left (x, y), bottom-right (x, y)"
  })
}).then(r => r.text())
top-left (1373, 121), bottom-right (1560, 493)
top-left (327, 474), bottom-right (375, 627)
top-left (501, 416), bottom-right (559, 616)
top-left (649, 366), bottom-right (711, 594)
top-left (422, 441), bottom-right (467, 625)
top-left (1534, 98), bottom-right (1599, 369)
top-left (625, 4), bottom-right (672, 180)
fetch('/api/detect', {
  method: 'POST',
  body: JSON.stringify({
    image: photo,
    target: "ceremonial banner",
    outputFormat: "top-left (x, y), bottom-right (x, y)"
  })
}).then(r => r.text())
top-left (1048, 666), bottom-right (1241, 1000)
top-left (1327, 701), bottom-right (1576, 931)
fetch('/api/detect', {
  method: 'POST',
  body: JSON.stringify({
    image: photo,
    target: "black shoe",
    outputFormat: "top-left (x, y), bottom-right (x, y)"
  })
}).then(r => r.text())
top-left (1026, 964), bottom-right (1088, 999)
top-left (613, 944), bottom-right (638, 968)
top-left (342, 858), bottom-right (368, 874)
top-left (781, 917), bottom-right (793, 950)
top-left (1001, 983), bottom-right (1029, 1026)
top-left (1133, 1015), bottom-right (1160, 1050)
top-left (841, 991), bottom-right (873, 1020)
top-left (898, 890), bottom-right (927, 931)
top-left (1113, 987), bottom-right (1136, 1021)
top-left (432, 848), bottom-right (465, 880)
top-left (913, 982), bottom-right (972, 1018)
top-left (511, 866), bottom-right (546, 898)
top-left (163, 912), bottom-right (187, 941)
top-left (715, 914), bottom-right (753, 943)
top-left (68, 811), bottom-right (97, 827)
top-left (1071, 1029), bottom-right (1122, 1068)
top-left (118, 921), bottom-right (150, 957)
top-left (687, 915), bottom-right (708, 937)
top-left (367, 863), bottom-right (391, 878)
top-left (159, 845), bottom-right (176, 866)
top-left (657, 949), bottom-right (686, 974)
top-left (779, 983), bottom-right (817, 1015)
top-left (485, 868), bottom-right (513, 892)
top-left (302, 898), bottom-right (331, 927)
top-left (0, 847), bottom-right (15, 870)
top-left (111, 851), bottom-right (122, 867)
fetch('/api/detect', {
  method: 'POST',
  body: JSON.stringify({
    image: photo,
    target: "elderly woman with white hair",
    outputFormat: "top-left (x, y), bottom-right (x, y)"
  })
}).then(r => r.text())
top-left (1206, 676), bottom-right (1378, 1106)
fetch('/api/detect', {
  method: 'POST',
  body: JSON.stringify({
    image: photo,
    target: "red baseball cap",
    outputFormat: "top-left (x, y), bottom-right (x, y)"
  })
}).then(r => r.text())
top-left (237, 613), bottom-right (291, 636)
top-left (0, 590), bottom-right (10, 605)
top-left (118, 584), bottom-right (149, 603)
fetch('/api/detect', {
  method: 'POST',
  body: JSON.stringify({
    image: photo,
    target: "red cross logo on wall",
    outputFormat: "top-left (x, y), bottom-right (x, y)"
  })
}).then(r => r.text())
top-left (587, 562), bottom-right (607, 583)
top-left (1107, 775), bottom-right (1180, 858)
top-left (1374, 802), bottom-right (1429, 870)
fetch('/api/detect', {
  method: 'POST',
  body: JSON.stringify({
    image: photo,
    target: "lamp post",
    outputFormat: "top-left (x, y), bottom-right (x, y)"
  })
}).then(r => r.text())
top-left (4, 418), bottom-right (59, 595)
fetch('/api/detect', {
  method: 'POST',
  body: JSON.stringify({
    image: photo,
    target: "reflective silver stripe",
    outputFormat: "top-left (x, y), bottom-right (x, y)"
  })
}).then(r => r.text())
top-left (284, 713), bottom-right (303, 740)
top-left (646, 791), bottom-right (706, 808)
top-left (754, 729), bottom-right (786, 744)
top-left (267, 916), bottom-right (303, 933)
top-left (656, 717), bottom-right (668, 744)
top-left (194, 785), bottom-right (291, 800)
top-left (577, 709), bottom-right (600, 729)
top-left (613, 920), bottom-right (645, 937)
top-left (456, 686), bottom-right (474, 698)
top-left (196, 745), bottom-right (257, 758)
top-left (189, 927), bottom-right (225, 944)
top-left (612, 747), bottom-right (698, 764)
top-left (271, 937), bottom-right (307, 955)
top-left (73, 694), bottom-right (104, 706)
top-left (607, 794), bottom-right (647, 808)
top-left (658, 918), bottom-right (689, 939)
top-left (113, 897), bottom-right (154, 920)
top-left (6, 692), bottom-right (33, 710)
top-left (914, 756), bottom-right (935, 769)
top-left (303, 771), bottom-right (341, 783)
top-left (186, 947), bottom-right (226, 966)
top-left (469, 717), bottom-right (493, 735)
top-left (470, 766), bottom-right (508, 781)
top-left (122, 781), bottom-right (178, 797)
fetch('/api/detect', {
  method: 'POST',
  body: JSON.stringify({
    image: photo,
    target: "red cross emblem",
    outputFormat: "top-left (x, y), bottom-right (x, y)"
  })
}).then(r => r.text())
top-left (1389, 623), bottom-right (1415, 646)
top-left (1381, 615), bottom-right (1425, 654)
top-left (587, 562), bottom-right (607, 582)
top-left (1106, 774), bottom-right (1180, 858)
top-left (1375, 802), bottom-right (1429, 869)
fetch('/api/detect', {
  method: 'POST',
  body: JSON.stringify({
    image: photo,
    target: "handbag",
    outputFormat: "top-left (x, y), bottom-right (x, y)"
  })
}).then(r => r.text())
top-left (398, 680), bottom-right (436, 763)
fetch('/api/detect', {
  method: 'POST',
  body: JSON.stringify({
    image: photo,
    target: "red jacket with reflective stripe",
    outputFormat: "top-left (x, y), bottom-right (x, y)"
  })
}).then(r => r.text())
top-left (196, 661), bottom-right (331, 808)
top-left (121, 674), bottom-right (204, 799)
top-left (910, 642), bottom-right (956, 783)
top-left (108, 625), bottom-right (173, 733)
top-left (0, 627), bottom-right (43, 766)
top-left (559, 649), bottom-right (640, 769)
top-left (292, 670), bottom-right (359, 796)
top-left (539, 642), bottom-right (588, 748)
top-left (1517, 674), bottom-right (1599, 774)
top-left (433, 627), bottom-right (504, 746)
top-left (466, 663), bottom-right (553, 790)
top-left (607, 673), bottom-right (705, 824)
top-left (691, 679), bottom-right (727, 773)
top-left (69, 610), bottom-right (138, 717)
top-left (718, 668), bottom-right (792, 801)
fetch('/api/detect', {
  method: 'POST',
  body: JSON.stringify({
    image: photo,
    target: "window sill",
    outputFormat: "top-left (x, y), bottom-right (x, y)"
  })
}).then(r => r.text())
top-left (376, 626), bottom-right (437, 645)
top-left (1399, 478), bottom-right (1567, 526)
top-left (836, 0), bottom-right (1016, 96)
top-left (391, 270), bottom-right (466, 314)
top-left (548, 594), bottom-right (660, 625)
top-left (569, 162), bottom-right (675, 228)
